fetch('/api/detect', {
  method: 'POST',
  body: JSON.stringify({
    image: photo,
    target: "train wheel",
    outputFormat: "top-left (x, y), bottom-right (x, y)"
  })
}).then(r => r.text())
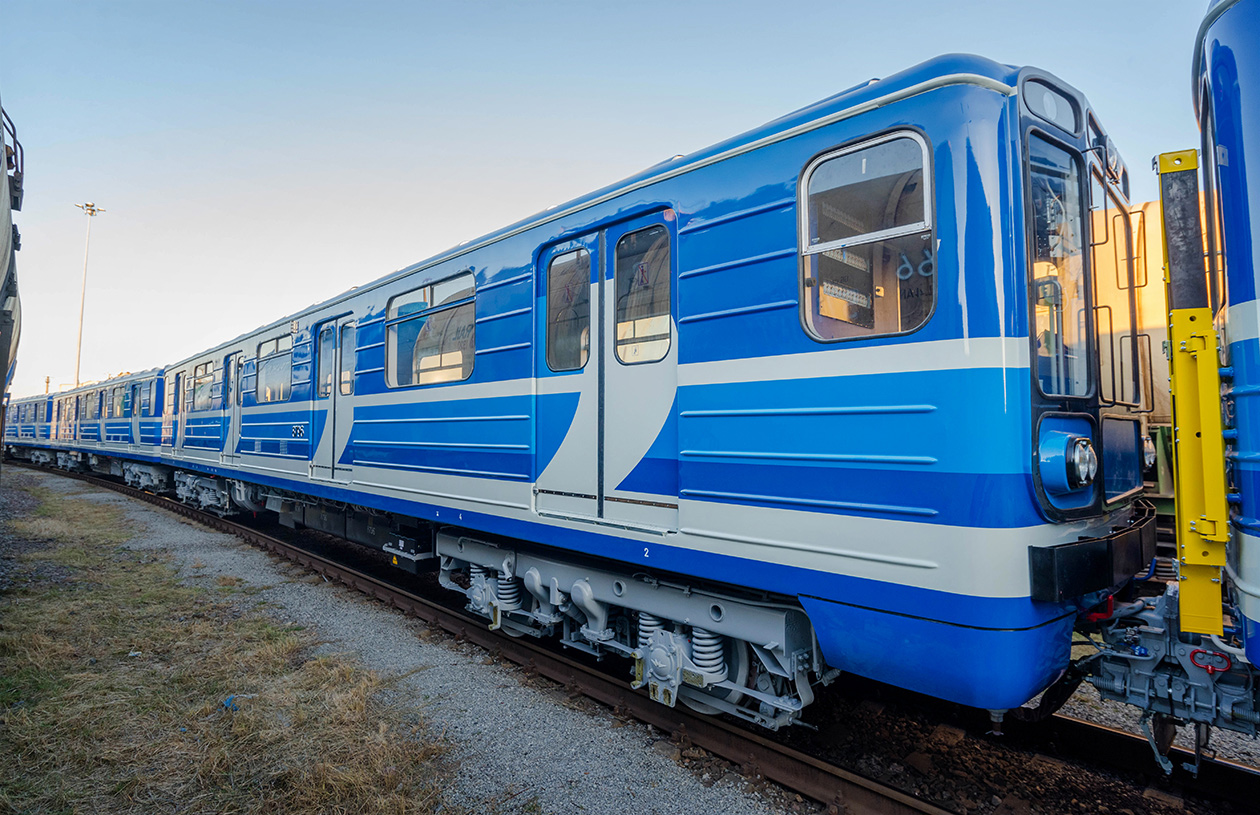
top-left (680, 638), bottom-right (750, 715)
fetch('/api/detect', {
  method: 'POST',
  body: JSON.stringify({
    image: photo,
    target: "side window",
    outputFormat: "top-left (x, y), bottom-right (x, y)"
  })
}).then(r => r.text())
top-left (192, 362), bottom-right (215, 411)
top-left (256, 335), bottom-right (293, 403)
top-left (614, 226), bottom-right (671, 364)
top-left (386, 272), bottom-right (475, 387)
top-left (339, 325), bottom-right (356, 395)
top-left (112, 387), bottom-right (124, 419)
top-left (317, 327), bottom-right (335, 398)
top-left (547, 249), bottom-right (591, 371)
top-left (800, 133), bottom-right (934, 340)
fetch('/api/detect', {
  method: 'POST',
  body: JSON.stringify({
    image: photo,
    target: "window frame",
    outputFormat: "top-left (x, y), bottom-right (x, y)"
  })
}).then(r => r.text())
top-left (255, 334), bottom-right (294, 404)
top-left (1088, 167), bottom-right (1142, 409)
top-left (1023, 126), bottom-right (1096, 402)
top-left (339, 324), bottom-right (356, 396)
top-left (797, 129), bottom-right (936, 344)
top-left (384, 271), bottom-right (476, 389)
top-left (317, 326), bottom-right (336, 399)
top-left (546, 247), bottom-right (593, 372)
top-left (191, 361), bottom-right (216, 412)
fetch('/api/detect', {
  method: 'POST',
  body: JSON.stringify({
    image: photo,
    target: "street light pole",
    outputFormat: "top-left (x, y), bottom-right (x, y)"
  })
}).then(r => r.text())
top-left (73, 202), bottom-right (104, 387)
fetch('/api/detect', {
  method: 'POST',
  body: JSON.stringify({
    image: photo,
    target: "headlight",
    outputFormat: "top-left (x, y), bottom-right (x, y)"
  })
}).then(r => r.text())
top-left (1069, 437), bottom-right (1098, 488)
top-left (1142, 435), bottom-right (1157, 470)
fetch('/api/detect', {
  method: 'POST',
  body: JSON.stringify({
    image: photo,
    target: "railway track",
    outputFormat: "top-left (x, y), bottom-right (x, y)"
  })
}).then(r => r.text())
top-left (15, 462), bottom-right (1260, 814)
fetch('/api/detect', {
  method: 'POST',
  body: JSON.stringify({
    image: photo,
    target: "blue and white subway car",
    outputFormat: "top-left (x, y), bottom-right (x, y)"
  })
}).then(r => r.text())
top-left (1198, 0), bottom-right (1260, 669)
top-left (7, 54), bottom-right (1158, 728)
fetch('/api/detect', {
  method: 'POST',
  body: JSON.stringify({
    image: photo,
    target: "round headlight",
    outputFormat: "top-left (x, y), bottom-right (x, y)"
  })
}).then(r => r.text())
top-left (1069, 437), bottom-right (1097, 488)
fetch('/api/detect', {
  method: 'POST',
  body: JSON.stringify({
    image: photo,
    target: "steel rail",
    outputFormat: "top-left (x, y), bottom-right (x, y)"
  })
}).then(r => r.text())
top-left (17, 463), bottom-right (947, 815)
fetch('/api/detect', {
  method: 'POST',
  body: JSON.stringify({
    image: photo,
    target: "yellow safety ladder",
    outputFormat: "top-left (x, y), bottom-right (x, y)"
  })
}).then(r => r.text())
top-left (1157, 149), bottom-right (1229, 635)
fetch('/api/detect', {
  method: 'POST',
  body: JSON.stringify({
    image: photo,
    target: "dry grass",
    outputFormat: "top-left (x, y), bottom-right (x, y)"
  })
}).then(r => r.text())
top-left (0, 476), bottom-right (461, 815)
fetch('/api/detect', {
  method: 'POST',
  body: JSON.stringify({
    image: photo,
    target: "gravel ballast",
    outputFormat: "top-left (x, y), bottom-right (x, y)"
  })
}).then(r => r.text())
top-left (25, 471), bottom-right (796, 815)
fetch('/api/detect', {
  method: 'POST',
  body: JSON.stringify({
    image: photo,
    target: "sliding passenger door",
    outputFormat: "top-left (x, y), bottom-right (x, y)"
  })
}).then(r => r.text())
top-left (535, 234), bottom-right (599, 518)
top-left (223, 353), bottom-right (243, 464)
top-left (311, 320), bottom-right (354, 483)
top-left (600, 213), bottom-right (679, 529)
top-left (533, 212), bottom-right (679, 530)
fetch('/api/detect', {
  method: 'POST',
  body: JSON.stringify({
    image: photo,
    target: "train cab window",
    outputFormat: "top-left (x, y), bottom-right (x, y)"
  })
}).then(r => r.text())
top-left (800, 133), bottom-right (934, 341)
top-left (317, 327), bottom-right (335, 398)
top-left (339, 325), bottom-right (356, 395)
top-left (385, 272), bottom-right (475, 387)
top-left (256, 335), bottom-right (293, 403)
top-left (614, 227), bottom-right (671, 364)
top-left (1028, 135), bottom-right (1089, 397)
top-left (547, 249), bottom-right (591, 371)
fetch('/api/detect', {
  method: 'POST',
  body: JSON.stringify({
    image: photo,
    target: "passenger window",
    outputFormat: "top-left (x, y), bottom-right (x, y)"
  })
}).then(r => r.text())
top-left (547, 249), bottom-right (591, 371)
top-left (317, 327), bottom-right (335, 398)
top-left (800, 133), bottom-right (934, 341)
top-left (192, 362), bottom-right (215, 411)
top-left (614, 226), bottom-right (671, 364)
top-left (339, 325), bottom-right (356, 395)
top-left (256, 335), bottom-right (293, 403)
top-left (385, 272), bottom-right (475, 387)
top-left (112, 387), bottom-right (124, 418)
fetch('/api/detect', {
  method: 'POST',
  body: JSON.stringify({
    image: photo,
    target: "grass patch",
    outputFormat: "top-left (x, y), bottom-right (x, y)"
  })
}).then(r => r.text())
top-left (0, 472), bottom-right (460, 814)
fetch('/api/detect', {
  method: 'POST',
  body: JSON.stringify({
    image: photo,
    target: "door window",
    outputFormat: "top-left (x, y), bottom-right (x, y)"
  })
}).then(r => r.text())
top-left (547, 249), bottom-right (592, 371)
top-left (614, 226), bottom-right (671, 364)
top-left (339, 326), bottom-right (356, 395)
top-left (317, 327), bottom-right (335, 398)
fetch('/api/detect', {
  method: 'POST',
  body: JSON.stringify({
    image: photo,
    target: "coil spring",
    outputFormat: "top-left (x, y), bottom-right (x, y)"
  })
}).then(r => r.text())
top-left (638, 612), bottom-right (664, 649)
top-left (691, 627), bottom-right (727, 680)
top-left (469, 564), bottom-right (486, 581)
top-left (498, 571), bottom-right (521, 609)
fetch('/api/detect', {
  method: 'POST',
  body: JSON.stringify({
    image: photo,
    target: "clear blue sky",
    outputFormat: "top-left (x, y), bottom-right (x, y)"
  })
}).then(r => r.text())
top-left (2, 0), bottom-right (1208, 398)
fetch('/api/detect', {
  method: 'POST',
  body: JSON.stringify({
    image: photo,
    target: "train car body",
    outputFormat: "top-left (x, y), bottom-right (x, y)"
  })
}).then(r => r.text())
top-left (7, 54), bottom-right (1158, 726)
top-left (1197, 0), bottom-right (1260, 663)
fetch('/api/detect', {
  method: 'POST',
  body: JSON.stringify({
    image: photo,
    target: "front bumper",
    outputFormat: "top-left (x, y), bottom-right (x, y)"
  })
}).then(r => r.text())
top-left (1028, 500), bottom-right (1158, 603)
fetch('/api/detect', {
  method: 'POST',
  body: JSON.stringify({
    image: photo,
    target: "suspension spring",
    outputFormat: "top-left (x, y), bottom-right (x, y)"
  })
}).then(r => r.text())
top-left (469, 564), bottom-right (486, 581)
top-left (498, 571), bottom-right (521, 610)
top-left (638, 612), bottom-right (664, 649)
top-left (691, 627), bottom-right (728, 681)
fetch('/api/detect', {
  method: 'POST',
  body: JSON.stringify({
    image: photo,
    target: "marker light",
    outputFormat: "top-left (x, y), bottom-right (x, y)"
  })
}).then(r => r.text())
top-left (1142, 435), bottom-right (1157, 470)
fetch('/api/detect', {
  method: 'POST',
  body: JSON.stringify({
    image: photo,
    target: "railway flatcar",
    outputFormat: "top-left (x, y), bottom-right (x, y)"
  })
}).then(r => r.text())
top-left (8, 53), bottom-right (1170, 731)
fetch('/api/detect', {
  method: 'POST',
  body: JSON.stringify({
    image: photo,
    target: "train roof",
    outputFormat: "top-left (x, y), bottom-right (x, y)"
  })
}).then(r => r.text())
top-left (171, 53), bottom-right (1029, 368)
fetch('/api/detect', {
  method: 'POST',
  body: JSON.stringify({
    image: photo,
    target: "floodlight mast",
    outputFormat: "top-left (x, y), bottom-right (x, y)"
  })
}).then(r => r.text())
top-left (73, 202), bottom-right (104, 388)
